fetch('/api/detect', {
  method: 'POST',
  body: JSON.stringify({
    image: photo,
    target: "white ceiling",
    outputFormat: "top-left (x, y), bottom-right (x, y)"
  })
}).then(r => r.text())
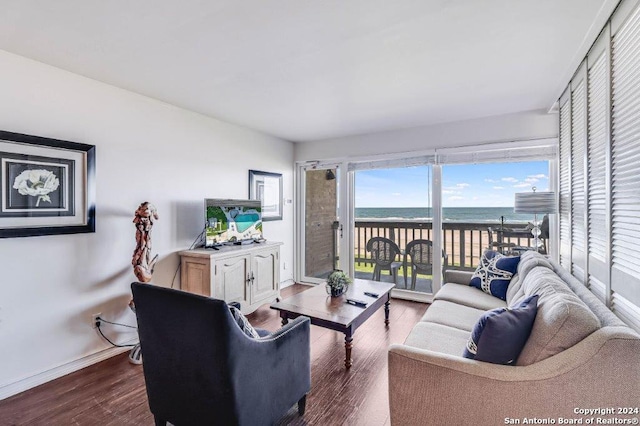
top-left (0, 0), bottom-right (613, 142)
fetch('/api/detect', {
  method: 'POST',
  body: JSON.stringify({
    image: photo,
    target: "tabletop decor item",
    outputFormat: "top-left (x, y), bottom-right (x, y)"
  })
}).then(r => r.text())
top-left (326, 269), bottom-right (352, 297)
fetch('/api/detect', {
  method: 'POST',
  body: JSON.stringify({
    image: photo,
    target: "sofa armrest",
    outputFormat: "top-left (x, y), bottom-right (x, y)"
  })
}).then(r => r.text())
top-left (443, 269), bottom-right (474, 285)
top-left (388, 328), bottom-right (640, 425)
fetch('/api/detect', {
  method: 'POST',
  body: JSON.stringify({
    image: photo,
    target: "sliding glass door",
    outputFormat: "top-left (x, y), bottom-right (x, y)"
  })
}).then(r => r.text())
top-left (295, 143), bottom-right (555, 295)
top-left (299, 164), bottom-right (343, 283)
top-left (353, 166), bottom-right (436, 295)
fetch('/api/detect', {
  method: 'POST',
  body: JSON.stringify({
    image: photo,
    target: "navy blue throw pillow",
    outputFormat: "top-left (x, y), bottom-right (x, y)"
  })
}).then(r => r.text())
top-left (463, 295), bottom-right (539, 365)
top-left (469, 250), bottom-right (520, 300)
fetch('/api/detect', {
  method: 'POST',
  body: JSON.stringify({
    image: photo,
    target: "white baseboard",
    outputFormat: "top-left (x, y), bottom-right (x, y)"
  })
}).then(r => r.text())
top-left (0, 343), bottom-right (135, 401)
top-left (280, 278), bottom-right (295, 288)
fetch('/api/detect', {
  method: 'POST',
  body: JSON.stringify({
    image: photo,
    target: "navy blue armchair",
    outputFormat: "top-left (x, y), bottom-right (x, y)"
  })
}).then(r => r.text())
top-left (131, 282), bottom-right (311, 426)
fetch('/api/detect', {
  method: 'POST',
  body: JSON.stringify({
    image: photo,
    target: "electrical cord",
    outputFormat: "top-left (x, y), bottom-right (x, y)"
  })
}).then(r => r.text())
top-left (97, 317), bottom-right (137, 329)
top-left (96, 323), bottom-right (138, 348)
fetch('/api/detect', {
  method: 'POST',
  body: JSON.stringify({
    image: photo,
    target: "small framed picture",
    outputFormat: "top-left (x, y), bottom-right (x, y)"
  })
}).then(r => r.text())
top-left (0, 130), bottom-right (95, 238)
top-left (248, 170), bottom-right (283, 221)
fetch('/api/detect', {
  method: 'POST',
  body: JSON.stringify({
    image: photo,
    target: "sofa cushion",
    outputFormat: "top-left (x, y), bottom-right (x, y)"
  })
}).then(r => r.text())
top-left (435, 283), bottom-right (507, 311)
top-left (421, 300), bottom-right (489, 332)
top-left (470, 250), bottom-right (520, 301)
top-left (516, 267), bottom-right (601, 365)
top-left (463, 295), bottom-right (539, 365)
top-left (404, 322), bottom-right (470, 356)
top-left (506, 251), bottom-right (554, 305)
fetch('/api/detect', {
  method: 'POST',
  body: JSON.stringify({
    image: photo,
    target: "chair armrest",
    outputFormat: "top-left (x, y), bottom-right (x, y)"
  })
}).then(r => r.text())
top-left (443, 269), bottom-right (473, 284)
top-left (230, 316), bottom-right (311, 423)
top-left (259, 315), bottom-right (310, 340)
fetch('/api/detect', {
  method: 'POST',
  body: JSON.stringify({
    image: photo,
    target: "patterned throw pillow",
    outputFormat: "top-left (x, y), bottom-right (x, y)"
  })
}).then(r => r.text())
top-left (463, 295), bottom-right (539, 365)
top-left (469, 250), bottom-right (520, 300)
top-left (229, 306), bottom-right (259, 338)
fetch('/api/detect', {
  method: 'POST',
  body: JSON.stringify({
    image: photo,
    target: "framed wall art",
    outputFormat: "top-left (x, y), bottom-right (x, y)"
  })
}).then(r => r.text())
top-left (248, 170), bottom-right (282, 221)
top-left (0, 130), bottom-right (96, 238)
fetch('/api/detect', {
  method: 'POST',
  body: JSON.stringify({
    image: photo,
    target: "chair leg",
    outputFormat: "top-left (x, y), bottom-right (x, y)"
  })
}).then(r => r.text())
top-left (298, 394), bottom-right (307, 416)
top-left (154, 416), bottom-right (167, 426)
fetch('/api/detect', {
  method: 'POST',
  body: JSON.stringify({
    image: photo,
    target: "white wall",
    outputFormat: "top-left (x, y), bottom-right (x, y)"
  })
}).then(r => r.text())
top-left (0, 50), bottom-right (294, 398)
top-left (295, 109), bottom-right (558, 161)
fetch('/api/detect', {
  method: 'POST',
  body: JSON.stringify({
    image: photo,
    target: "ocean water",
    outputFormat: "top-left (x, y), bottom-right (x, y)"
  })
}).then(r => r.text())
top-left (355, 207), bottom-right (535, 223)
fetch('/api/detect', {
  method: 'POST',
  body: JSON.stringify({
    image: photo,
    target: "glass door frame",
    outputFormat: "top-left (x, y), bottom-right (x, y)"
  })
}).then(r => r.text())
top-left (295, 161), bottom-right (352, 284)
top-left (295, 158), bottom-right (442, 301)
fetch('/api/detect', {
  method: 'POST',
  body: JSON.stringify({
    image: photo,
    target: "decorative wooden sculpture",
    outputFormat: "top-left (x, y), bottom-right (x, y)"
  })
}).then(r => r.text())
top-left (132, 201), bottom-right (159, 283)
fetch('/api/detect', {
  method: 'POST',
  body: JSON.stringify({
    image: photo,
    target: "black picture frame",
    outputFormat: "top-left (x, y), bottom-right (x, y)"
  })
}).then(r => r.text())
top-left (248, 170), bottom-right (283, 221)
top-left (0, 130), bottom-right (96, 238)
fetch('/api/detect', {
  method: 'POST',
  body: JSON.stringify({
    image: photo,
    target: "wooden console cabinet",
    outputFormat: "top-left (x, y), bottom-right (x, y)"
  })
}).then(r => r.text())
top-left (179, 242), bottom-right (282, 314)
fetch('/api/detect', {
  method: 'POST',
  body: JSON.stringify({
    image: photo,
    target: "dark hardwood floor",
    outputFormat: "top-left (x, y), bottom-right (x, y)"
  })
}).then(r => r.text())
top-left (0, 284), bottom-right (427, 425)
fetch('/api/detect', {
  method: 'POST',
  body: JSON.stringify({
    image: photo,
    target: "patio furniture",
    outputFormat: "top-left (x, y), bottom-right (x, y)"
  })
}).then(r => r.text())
top-left (366, 237), bottom-right (402, 283)
top-left (131, 282), bottom-right (311, 426)
top-left (404, 239), bottom-right (449, 291)
top-left (487, 226), bottom-right (533, 255)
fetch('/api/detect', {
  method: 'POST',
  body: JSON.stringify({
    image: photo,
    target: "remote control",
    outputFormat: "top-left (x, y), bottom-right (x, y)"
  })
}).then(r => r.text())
top-left (364, 292), bottom-right (379, 298)
top-left (346, 299), bottom-right (368, 308)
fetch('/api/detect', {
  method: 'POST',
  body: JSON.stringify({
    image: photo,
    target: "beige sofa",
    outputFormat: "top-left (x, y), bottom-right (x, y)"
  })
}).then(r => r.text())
top-left (388, 251), bottom-right (640, 425)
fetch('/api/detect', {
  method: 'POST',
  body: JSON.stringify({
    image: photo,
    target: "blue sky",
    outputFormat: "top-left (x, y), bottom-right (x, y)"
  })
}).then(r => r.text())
top-left (355, 161), bottom-right (550, 208)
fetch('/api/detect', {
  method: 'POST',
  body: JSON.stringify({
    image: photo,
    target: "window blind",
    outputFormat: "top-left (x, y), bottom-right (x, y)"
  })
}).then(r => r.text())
top-left (559, 95), bottom-right (572, 270)
top-left (611, 3), bottom-right (640, 308)
top-left (587, 50), bottom-right (609, 300)
top-left (436, 141), bottom-right (556, 165)
top-left (570, 77), bottom-right (586, 282)
top-left (347, 154), bottom-right (435, 172)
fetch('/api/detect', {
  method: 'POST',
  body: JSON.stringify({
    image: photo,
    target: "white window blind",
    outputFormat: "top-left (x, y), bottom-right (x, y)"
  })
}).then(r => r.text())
top-left (559, 95), bottom-right (572, 270)
top-left (587, 50), bottom-right (609, 300)
top-left (347, 154), bottom-right (435, 172)
top-left (611, 3), bottom-right (640, 308)
top-left (435, 141), bottom-right (556, 165)
top-left (570, 77), bottom-right (587, 282)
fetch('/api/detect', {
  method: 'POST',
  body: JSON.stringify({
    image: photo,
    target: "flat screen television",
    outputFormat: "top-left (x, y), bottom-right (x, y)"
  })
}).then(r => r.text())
top-left (204, 199), bottom-right (263, 247)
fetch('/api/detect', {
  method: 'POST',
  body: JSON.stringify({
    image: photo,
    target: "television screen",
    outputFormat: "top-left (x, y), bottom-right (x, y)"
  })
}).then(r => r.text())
top-left (205, 199), bottom-right (263, 247)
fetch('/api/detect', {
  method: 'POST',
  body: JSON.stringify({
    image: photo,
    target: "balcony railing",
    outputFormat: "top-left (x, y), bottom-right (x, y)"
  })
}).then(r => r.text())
top-left (354, 220), bottom-right (536, 271)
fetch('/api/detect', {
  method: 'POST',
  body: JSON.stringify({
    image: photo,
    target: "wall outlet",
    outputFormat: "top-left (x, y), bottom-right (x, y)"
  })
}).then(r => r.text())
top-left (91, 313), bottom-right (102, 329)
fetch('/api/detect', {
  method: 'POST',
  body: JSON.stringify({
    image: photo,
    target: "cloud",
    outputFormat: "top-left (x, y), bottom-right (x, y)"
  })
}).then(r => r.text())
top-left (392, 192), bottom-right (402, 196)
top-left (513, 182), bottom-right (531, 188)
top-left (448, 196), bottom-right (464, 201)
top-left (493, 186), bottom-right (505, 190)
top-left (484, 179), bottom-right (498, 183)
top-left (456, 183), bottom-right (470, 188)
top-left (442, 189), bottom-right (458, 195)
top-left (525, 177), bottom-right (539, 183)
top-left (528, 174), bottom-right (548, 179)
top-left (502, 177), bottom-right (518, 183)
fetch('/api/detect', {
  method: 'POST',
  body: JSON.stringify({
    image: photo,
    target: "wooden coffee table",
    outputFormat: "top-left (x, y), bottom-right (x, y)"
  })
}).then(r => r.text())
top-left (270, 279), bottom-right (395, 368)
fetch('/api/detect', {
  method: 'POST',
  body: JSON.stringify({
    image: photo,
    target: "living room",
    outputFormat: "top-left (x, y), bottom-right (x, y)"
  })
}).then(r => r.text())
top-left (1, 1), bottom-right (639, 425)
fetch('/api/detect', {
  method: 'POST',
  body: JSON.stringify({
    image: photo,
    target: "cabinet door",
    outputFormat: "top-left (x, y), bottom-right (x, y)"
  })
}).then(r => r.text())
top-left (181, 258), bottom-right (211, 296)
top-left (250, 249), bottom-right (278, 304)
top-left (215, 255), bottom-right (250, 306)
